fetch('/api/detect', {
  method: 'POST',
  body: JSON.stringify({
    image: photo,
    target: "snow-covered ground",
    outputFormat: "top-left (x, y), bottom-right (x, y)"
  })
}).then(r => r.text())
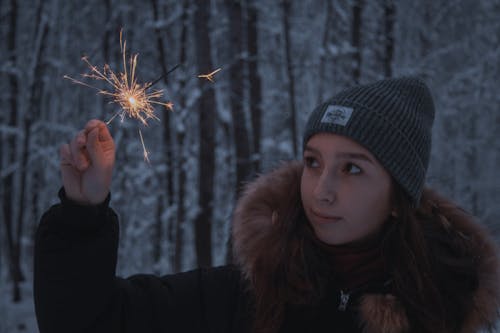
top-left (1, 281), bottom-right (38, 333)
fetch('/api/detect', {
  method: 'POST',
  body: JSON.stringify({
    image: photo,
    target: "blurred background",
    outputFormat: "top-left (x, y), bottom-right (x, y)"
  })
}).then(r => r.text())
top-left (1, 0), bottom-right (499, 331)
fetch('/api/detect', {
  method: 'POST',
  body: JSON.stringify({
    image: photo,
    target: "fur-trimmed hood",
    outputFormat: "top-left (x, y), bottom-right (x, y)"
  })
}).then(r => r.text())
top-left (232, 161), bottom-right (500, 333)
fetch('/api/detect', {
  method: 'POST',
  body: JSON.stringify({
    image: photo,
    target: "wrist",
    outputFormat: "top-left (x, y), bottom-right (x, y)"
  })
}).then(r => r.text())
top-left (60, 187), bottom-right (111, 208)
top-left (57, 187), bottom-right (113, 234)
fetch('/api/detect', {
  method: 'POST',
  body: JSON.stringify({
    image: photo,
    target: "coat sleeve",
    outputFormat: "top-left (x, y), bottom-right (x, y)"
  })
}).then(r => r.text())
top-left (34, 189), bottom-right (249, 333)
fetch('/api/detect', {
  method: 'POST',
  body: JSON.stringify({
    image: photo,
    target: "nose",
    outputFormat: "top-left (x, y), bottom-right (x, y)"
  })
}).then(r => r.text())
top-left (313, 170), bottom-right (336, 204)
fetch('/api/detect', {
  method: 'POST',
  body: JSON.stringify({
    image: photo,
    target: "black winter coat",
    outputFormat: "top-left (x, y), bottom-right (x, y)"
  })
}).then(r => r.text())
top-left (35, 189), bottom-right (249, 333)
top-left (35, 162), bottom-right (500, 333)
top-left (34, 190), bottom-right (371, 333)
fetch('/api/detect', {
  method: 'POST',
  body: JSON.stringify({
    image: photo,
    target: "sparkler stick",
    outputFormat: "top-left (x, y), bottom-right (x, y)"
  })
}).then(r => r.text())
top-left (147, 63), bottom-right (182, 89)
top-left (64, 30), bottom-right (176, 162)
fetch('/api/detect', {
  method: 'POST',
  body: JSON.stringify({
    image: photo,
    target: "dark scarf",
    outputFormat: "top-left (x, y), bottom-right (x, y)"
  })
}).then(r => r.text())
top-left (313, 227), bottom-right (391, 293)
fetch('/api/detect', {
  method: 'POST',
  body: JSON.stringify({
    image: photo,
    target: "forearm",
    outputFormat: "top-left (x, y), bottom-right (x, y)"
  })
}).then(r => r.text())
top-left (34, 188), bottom-right (120, 333)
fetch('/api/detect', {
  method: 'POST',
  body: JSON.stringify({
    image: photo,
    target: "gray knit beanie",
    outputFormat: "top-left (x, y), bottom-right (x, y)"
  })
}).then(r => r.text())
top-left (303, 77), bottom-right (435, 205)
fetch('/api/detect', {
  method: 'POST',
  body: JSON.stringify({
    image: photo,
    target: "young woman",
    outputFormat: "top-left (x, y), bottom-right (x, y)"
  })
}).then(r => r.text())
top-left (34, 77), bottom-right (500, 333)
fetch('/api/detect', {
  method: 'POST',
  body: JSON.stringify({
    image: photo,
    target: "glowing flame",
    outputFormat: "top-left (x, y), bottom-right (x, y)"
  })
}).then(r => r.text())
top-left (64, 29), bottom-right (174, 162)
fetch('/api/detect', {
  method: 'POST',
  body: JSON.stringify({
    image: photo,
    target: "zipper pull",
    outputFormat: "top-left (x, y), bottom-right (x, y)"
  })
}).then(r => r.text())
top-left (338, 290), bottom-right (350, 311)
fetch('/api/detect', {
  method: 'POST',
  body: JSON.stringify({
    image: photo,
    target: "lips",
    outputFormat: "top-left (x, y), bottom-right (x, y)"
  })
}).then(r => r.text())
top-left (310, 210), bottom-right (342, 224)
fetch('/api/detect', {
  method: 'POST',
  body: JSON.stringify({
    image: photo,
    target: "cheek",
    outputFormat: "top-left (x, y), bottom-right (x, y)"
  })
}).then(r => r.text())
top-left (356, 180), bottom-right (393, 219)
top-left (300, 173), bottom-right (312, 206)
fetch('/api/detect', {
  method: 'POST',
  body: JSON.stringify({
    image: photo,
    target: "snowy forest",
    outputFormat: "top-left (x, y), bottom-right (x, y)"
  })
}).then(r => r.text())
top-left (1, 0), bottom-right (499, 331)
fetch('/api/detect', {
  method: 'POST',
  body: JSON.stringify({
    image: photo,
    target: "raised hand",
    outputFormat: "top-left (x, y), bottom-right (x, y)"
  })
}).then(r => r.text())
top-left (60, 119), bottom-right (115, 205)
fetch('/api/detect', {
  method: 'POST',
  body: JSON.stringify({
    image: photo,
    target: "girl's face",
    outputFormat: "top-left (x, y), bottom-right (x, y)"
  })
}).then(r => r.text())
top-left (300, 133), bottom-right (394, 245)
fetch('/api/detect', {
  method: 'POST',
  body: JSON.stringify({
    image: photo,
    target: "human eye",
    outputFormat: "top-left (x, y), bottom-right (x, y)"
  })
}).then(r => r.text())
top-left (343, 162), bottom-right (362, 175)
top-left (304, 155), bottom-right (320, 168)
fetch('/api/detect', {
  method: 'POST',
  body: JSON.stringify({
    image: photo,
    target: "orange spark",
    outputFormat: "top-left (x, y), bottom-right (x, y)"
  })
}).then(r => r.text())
top-left (198, 68), bottom-right (221, 83)
top-left (138, 129), bottom-right (150, 163)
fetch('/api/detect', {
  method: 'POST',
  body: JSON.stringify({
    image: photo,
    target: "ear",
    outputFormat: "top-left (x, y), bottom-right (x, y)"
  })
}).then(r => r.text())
top-left (391, 210), bottom-right (398, 218)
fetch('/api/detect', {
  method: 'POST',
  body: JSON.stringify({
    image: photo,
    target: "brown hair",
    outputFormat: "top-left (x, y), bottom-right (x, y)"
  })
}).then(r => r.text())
top-left (249, 183), bottom-right (479, 333)
top-left (384, 185), bottom-right (479, 332)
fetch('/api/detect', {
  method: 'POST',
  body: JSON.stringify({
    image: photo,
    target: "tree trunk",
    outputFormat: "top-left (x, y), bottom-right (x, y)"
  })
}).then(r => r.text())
top-left (223, 0), bottom-right (254, 264)
top-left (16, 2), bottom-right (50, 302)
top-left (153, 194), bottom-right (163, 272)
top-left (227, 0), bottom-right (253, 194)
top-left (351, 0), bottom-right (363, 83)
top-left (150, 0), bottom-right (175, 209)
top-left (282, 0), bottom-right (298, 157)
top-left (246, 0), bottom-right (262, 172)
top-left (193, 0), bottom-right (215, 268)
top-left (383, 0), bottom-right (395, 78)
top-left (103, 0), bottom-right (111, 62)
top-left (174, 0), bottom-right (189, 273)
top-left (100, 0), bottom-right (113, 121)
top-left (150, 0), bottom-right (176, 270)
top-left (419, 2), bottom-right (432, 60)
top-left (317, 0), bottom-right (334, 103)
top-left (3, 0), bottom-right (23, 303)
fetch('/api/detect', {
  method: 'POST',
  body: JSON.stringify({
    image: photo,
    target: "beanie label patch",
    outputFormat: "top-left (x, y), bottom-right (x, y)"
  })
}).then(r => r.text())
top-left (321, 105), bottom-right (353, 126)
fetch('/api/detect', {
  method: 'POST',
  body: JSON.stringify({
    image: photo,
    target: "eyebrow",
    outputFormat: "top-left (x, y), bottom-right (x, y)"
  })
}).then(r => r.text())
top-left (303, 146), bottom-right (375, 164)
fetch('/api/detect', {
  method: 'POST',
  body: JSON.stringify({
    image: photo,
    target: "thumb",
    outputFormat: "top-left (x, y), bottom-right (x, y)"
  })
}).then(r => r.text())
top-left (86, 127), bottom-right (101, 162)
top-left (97, 122), bottom-right (113, 143)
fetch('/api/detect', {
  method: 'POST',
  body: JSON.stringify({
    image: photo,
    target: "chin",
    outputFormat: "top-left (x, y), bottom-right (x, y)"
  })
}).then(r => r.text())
top-left (314, 232), bottom-right (346, 246)
top-left (321, 239), bottom-right (347, 246)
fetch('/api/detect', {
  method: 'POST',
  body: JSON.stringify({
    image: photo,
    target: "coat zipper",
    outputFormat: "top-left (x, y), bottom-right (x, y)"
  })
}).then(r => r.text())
top-left (338, 290), bottom-right (350, 311)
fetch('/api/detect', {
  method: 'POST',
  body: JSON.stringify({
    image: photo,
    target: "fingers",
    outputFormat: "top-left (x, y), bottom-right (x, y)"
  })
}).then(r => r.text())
top-left (84, 119), bottom-right (112, 143)
top-left (60, 144), bottom-right (73, 167)
top-left (62, 120), bottom-right (113, 171)
top-left (60, 143), bottom-right (82, 203)
top-left (83, 119), bottom-right (102, 134)
top-left (69, 129), bottom-right (90, 171)
top-left (86, 127), bottom-right (100, 161)
top-left (97, 122), bottom-right (113, 142)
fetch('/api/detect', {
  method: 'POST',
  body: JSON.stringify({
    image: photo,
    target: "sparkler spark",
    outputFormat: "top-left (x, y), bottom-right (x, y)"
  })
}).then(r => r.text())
top-left (138, 128), bottom-right (150, 163)
top-left (64, 30), bottom-right (175, 162)
top-left (198, 68), bottom-right (221, 83)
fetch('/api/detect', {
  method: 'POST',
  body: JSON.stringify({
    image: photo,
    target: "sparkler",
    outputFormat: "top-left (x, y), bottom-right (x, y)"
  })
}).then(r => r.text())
top-left (65, 29), bottom-right (223, 163)
top-left (198, 68), bottom-right (221, 83)
top-left (64, 30), bottom-right (175, 162)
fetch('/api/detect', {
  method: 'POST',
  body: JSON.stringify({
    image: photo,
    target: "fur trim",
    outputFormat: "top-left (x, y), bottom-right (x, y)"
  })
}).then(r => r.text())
top-left (232, 161), bottom-right (303, 283)
top-left (359, 294), bottom-right (409, 333)
top-left (419, 189), bottom-right (500, 332)
top-left (232, 162), bottom-right (500, 331)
